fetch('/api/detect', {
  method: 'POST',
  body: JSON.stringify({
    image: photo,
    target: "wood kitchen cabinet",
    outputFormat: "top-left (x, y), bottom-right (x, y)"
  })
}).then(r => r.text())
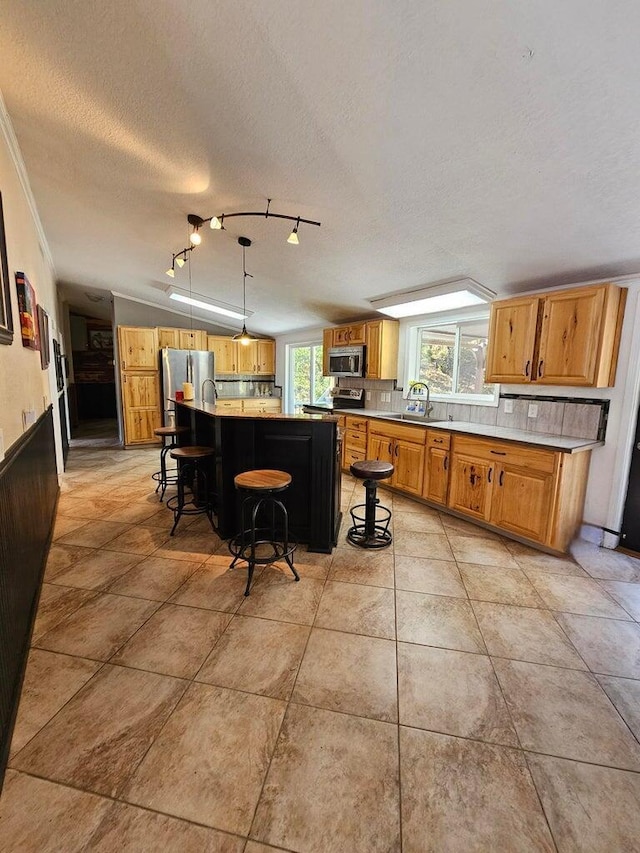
top-left (207, 336), bottom-right (275, 375)
top-left (423, 430), bottom-right (451, 505)
top-left (157, 327), bottom-right (180, 348)
top-left (367, 420), bottom-right (426, 496)
top-left (242, 398), bottom-right (281, 413)
top-left (118, 326), bottom-right (161, 445)
top-left (207, 336), bottom-right (237, 373)
top-left (485, 283), bottom-right (626, 387)
top-left (118, 326), bottom-right (158, 371)
top-left (365, 319), bottom-right (400, 380)
top-left (157, 327), bottom-right (207, 350)
top-left (343, 415), bottom-right (369, 469)
top-left (447, 434), bottom-right (589, 550)
top-left (322, 318), bottom-right (399, 378)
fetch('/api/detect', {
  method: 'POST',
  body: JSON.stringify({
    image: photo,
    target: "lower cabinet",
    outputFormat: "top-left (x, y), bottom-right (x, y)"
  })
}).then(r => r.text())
top-left (422, 431), bottom-right (451, 505)
top-left (216, 398), bottom-right (282, 414)
top-left (121, 371), bottom-right (161, 444)
top-left (447, 435), bottom-right (589, 550)
top-left (343, 416), bottom-right (369, 469)
top-left (367, 422), bottom-right (426, 496)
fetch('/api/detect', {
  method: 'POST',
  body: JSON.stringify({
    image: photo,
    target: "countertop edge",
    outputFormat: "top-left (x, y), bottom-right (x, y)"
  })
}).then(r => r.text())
top-left (172, 398), bottom-right (339, 422)
top-left (336, 408), bottom-right (602, 453)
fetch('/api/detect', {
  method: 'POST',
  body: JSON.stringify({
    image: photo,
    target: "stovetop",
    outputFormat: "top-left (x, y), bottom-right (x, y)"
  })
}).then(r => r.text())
top-left (304, 388), bottom-right (365, 412)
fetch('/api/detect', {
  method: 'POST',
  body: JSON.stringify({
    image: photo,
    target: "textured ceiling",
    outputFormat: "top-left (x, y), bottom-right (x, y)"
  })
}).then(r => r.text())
top-left (1, 0), bottom-right (640, 335)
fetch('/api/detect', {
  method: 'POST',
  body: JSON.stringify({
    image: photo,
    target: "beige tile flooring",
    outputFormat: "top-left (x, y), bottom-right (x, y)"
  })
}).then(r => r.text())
top-left (2, 441), bottom-right (640, 851)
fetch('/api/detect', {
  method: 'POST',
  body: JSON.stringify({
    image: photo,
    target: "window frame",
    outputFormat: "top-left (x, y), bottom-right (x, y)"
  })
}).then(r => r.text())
top-left (403, 307), bottom-right (499, 407)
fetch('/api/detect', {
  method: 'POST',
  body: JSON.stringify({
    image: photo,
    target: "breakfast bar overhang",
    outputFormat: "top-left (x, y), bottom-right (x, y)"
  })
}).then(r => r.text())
top-left (173, 399), bottom-right (341, 552)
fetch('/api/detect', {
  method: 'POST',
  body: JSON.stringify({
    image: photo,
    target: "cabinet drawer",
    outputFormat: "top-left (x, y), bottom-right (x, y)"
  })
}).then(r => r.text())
top-left (345, 430), bottom-right (368, 451)
top-left (452, 435), bottom-right (556, 474)
top-left (427, 430), bottom-right (451, 450)
top-left (369, 421), bottom-right (427, 445)
top-left (344, 448), bottom-right (366, 467)
top-left (345, 416), bottom-right (369, 432)
top-left (217, 400), bottom-right (243, 411)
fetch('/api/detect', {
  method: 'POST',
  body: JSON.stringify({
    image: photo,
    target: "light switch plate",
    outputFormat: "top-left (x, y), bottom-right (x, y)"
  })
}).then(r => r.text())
top-left (503, 399), bottom-right (514, 414)
top-left (22, 409), bottom-right (36, 428)
top-left (528, 403), bottom-right (538, 419)
top-left (366, 391), bottom-right (371, 401)
top-left (0, 428), bottom-right (4, 462)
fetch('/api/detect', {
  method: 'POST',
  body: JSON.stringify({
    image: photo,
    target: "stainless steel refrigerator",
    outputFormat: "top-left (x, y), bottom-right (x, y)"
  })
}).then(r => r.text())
top-left (160, 348), bottom-right (215, 426)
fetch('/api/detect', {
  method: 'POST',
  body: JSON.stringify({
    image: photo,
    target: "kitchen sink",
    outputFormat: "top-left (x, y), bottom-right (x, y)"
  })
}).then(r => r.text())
top-left (379, 413), bottom-right (443, 424)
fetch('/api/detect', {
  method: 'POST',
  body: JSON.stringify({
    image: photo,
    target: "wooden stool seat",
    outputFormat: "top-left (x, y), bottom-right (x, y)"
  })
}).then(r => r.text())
top-left (234, 469), bottom-right (292, 491)
top-left (154, 425), bottom-right (189, 438)
top-left (170, 446), bottom-right (216, 461)
top-left (350, 460), bottom-right (394, 481)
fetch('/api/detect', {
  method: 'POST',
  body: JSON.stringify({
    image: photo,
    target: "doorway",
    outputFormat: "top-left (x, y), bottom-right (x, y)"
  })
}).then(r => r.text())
top-left (621, 403), bottom-right (640, 553)
top-left (68, 312), bottom-right (118, 441)
top-left (287, 342), bottom-right (333, 413)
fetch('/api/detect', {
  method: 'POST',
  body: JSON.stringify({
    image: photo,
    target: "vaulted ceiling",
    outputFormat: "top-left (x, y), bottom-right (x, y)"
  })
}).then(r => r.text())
top-left (1, 0), bottom-right (640, 334)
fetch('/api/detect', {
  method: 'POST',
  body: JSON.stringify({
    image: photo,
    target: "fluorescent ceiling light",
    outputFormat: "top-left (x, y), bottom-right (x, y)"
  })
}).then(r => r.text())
top-left (370, 278), bottom-right (495, 318)
top-left (167, 288), bottom-right (252, 321)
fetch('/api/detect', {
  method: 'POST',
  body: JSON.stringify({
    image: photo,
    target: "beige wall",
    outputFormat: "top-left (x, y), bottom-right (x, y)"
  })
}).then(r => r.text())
top-left (0, 112), bottom-right (60, 456)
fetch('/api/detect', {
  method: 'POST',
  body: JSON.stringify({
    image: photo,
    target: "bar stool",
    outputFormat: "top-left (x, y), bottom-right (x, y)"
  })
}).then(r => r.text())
top-left (152, 425), bottom-right (189, 502)
top-left (228, 469), bottom-right (299, 596)
top-left (347, 460), bottom-right (394, 548)
top-left (166, 446), bottom-right (217, 536)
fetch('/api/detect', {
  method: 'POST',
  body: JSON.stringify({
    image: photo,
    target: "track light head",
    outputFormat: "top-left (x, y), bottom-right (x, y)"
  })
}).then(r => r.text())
top-left (166, 265), bottom-right (175, 278)
top-left (287, 217), bottom-right (300, 244)
top-left (175, 256), bottom-right (185, 268)
top-left (210, 216), bottom-right (223, 230)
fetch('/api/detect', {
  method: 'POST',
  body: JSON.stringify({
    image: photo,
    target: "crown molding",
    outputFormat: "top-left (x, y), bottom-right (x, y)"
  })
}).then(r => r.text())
top-left (0, 91), bottom-right (55, 273)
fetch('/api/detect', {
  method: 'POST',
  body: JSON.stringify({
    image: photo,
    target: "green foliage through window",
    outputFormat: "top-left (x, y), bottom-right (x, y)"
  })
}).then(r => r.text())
top-left (414, 321), bottom-right (494, 399)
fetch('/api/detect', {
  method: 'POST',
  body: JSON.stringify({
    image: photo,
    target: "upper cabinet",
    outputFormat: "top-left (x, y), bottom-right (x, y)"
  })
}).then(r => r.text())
top-left (118, 326), bottom-right (158, 371)
top-left (323, 318), bottom-right (399, 379)
top-left (485, 283), bottom-right (626, 387)
top-left (207, 336), bottom-right (275, 376)
top-left (158, 327), bottom-right (207, 350)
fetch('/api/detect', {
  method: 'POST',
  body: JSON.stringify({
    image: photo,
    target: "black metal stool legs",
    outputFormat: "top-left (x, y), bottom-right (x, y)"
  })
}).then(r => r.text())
top-left (347, 478), bottom-right (393, 548)
top-left (167, 459), bottom-right (217, 536)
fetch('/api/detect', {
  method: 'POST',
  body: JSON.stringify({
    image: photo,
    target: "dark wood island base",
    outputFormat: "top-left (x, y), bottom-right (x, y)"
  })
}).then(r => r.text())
top-left (173, 400), bottom-right (341, 553)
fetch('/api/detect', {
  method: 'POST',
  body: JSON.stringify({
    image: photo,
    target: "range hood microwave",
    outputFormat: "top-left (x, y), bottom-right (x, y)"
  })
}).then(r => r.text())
top-left (328, 346), bottom-right (365, 377)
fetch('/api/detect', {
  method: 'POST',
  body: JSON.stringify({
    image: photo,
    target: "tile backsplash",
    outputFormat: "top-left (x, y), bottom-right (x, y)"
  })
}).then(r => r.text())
top-left (337, 379), bottom-right (608, 441)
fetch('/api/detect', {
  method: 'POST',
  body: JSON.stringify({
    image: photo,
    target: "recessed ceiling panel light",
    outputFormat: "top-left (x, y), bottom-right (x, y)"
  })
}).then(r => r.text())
top-left (370, 279), bottom-right (495, 318)
top-left (167, 287), bottom-right (251, 321)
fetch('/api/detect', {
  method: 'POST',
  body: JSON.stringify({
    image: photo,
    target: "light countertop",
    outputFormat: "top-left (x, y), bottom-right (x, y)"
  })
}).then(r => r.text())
top-left (337, 408), bottom-right (602, 453)
top-left (172, 398), bottom-right (338, 422)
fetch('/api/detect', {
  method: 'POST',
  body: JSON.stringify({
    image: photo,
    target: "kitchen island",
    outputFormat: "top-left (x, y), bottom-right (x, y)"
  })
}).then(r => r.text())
top-left (173, 400), bottom-right (341, 552)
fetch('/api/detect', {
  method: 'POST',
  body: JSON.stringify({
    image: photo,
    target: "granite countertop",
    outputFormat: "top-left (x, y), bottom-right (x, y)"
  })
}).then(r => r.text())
top-left (337, 408), bottom-right (602, 453)
top-left (172, 398), bottom-right (338, 422)
top-left (216, 395), bottom-right (281, 400)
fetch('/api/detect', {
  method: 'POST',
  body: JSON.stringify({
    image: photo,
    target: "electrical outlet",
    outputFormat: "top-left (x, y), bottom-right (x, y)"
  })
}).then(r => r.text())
top-left (22, 409), bottom-right (36, 428)
top-left (366, 391), bottom-right (371, 401)
top-left (503, 399), bottom-right (514, 414)
top-left (528, 403), bottom-right (538, 419)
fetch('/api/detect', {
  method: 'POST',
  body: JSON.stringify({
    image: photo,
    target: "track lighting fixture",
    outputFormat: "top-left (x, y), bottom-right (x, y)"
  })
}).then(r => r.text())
top-left (287, 217), bottom-right (300, 245)
top-left (165, 246), bottom-right (194, 278)
top-left (231, 237), bottom-right (258, 346)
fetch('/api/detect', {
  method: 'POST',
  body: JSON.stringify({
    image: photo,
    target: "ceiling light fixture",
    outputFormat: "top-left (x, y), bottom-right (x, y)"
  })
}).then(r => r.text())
top-left (370, 278), bottom-right (496, 319)
top-left (232, 236), bottom-right (257, 346)
top-left (165, 246), bottom-right (194, 278)
top-left (167, 287), bottom-right (250, 321)
top-left (287, 217), bottom-right (300, 245)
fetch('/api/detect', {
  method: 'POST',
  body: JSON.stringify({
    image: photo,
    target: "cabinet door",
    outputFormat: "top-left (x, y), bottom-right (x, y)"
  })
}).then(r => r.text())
top-left (537, 287), bottom-right (605, 385)
top-left (448, 454), bottom-right (493, 521)
top-left (121, 372), bottom-right (161, 444)
top-left (118, 327), bottom-right (158, 370)
top-left (490, 463), bottom-right (555, 543)
top-left (367, 435), bottom-right (393, 482)
top-left (322, 328), bottom-right (333, 376)
top-left (424, 445), bottom-right (450, 505)
top-left (346, 322), bottom-right (366, 345)
top-left (256, 340), bottom-right (275, 374)
top-left (365, 321), bottom-right (382, 379)
top-left (393, 440), bottom-right (425, 496)
top-left (208, 336), bottom-right (237, 373)
top-left (237, 341), bottom-right (257, 374)
top-left (157, 327), bottom-right (179, 349)
top-left (485, 297), bottom-right (540, 383)
top-left (216, 399), bottom-right (243, 412)
top-left (179, 329), bottom-right (204, 350)
top-left (333, 327), bottom-right (350, 346)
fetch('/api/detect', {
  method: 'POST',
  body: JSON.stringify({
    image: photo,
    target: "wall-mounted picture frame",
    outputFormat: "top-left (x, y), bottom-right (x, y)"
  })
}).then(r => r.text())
top-left (37, 305), bottom-right (50, 369)
top-left (0, 192), bottom-right (14, 345)
top-left (15, 270), bottom-right (39, 350)
top-left (88, 329), bottom-right (113, 350)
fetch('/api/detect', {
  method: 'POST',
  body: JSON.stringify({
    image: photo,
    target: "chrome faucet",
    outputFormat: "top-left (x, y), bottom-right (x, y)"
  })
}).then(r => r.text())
top-left (201, 378), bottom-right (218, 404)
top-left (408, 381), bottom-right (432, 417)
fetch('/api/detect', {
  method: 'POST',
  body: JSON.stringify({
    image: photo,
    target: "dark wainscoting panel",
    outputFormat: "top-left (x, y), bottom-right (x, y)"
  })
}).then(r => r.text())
top-left (0, 407), bottom-right (59, 791)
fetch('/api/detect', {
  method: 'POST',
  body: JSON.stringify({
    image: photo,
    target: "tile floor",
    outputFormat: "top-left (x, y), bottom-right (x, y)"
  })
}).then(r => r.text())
top-left (2, 438), bottom-right (640, 851)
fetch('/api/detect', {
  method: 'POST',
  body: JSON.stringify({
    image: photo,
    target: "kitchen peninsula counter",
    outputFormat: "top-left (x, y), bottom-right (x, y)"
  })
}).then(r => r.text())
top-left (173, 399), bottom-right (341, 552)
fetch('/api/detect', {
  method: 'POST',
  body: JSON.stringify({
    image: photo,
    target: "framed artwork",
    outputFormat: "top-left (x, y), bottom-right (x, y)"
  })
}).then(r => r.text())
top-left (15, 270), bottom-right (39, 350)
top-left (89, 329), bottom-right (113, 350)
top-left (0, 192), bottom-right (13, 345)
top-left (37, 305), bottom-right (50, 369)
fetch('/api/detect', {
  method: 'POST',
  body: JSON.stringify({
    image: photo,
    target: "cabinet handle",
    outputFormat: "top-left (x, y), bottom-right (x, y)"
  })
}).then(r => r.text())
top-left (490, 450), bottom-right (506, 455)
top-left (394, 444), bottom-right (399, 457)
top-left (538, 360), bottom-right (544, 378)
top-left (434, 438), bottom-right (443, 444)
top-left (443, 455), bottom-right (448, 471)
top-left (488, 467), bottom-right (492, 483)
top-left (388, 442), bottom-right (392, 454)
top-left (122, 361), bottom-right (126, 370)
top-left (499, 470), bottom-right (504, 486)
top-left (525, 360), bottom-right (530, 377)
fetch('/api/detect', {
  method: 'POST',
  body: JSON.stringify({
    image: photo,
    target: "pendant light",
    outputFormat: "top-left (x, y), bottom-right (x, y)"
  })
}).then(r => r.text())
top-left (232, 237), bottom-right (257, 346)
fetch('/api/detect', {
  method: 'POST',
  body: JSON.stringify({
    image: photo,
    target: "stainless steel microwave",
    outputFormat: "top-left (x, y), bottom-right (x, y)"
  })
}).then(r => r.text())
top-left (328, 346), bottom-right (365, 377)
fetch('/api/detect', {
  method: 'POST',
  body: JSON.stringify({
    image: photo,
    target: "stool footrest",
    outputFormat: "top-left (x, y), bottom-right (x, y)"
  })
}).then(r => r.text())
top-left (228, 529), bottom-right (297, 566)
